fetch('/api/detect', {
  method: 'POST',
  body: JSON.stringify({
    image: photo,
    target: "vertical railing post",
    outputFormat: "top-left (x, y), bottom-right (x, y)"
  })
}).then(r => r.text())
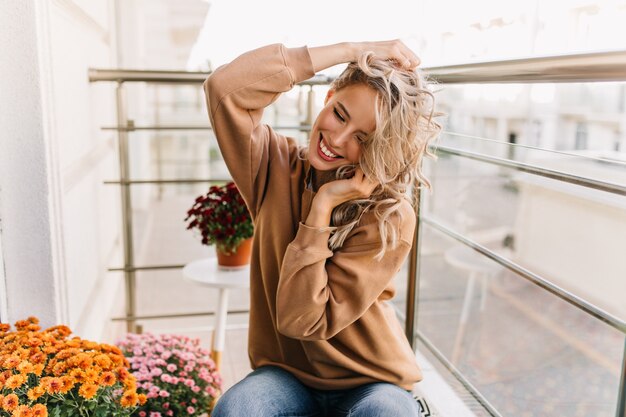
top-left (305, 85), bottom-right (315, 127)
top-left (405, 183), bottom-right (423, 349)
top-left (115, 82), bottom-right (137, 333)
top-left (617, 338), bottom-right (626, 417)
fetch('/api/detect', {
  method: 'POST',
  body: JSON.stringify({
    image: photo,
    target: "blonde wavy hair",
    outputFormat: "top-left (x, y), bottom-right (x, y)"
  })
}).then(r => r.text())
top-left (302, 52), bottom-right (442, 260)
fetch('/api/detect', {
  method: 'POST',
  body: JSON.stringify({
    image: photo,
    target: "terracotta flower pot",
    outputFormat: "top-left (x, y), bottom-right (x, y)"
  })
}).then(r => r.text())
top-left (216, 238), bottom-right (253, 269)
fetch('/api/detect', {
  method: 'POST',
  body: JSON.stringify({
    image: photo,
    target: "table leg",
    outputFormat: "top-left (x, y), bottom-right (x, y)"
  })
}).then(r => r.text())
top-left (451, 272), bottom-right (478, 364)
top-left (211, 288), bottom-right (229, 371)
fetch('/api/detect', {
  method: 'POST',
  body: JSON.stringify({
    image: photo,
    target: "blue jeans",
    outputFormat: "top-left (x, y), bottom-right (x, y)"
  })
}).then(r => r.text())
top-left (212, 365), bottom-right (421, 417)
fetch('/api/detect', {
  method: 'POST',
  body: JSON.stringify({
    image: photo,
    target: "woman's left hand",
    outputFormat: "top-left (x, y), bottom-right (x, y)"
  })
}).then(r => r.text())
top-left (317, 167), bottom-right (379, 208)
top-left (305, 168), bottom-right (378, 227)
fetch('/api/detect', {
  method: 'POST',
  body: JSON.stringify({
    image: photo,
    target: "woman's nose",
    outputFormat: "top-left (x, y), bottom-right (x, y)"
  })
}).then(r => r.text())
top-left (329, 129), bottom-right (350, 148)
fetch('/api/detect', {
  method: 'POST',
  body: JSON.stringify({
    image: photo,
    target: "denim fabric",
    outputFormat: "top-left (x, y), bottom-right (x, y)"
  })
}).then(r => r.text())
top-left (212, 365), bottom-right (421, 417)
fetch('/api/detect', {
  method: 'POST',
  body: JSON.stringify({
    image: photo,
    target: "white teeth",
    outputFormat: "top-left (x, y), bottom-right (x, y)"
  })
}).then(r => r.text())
top-left (319, 136), bottom-right (339, 158)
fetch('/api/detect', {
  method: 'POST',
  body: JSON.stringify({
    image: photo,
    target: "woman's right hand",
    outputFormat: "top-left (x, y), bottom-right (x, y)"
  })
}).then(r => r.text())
top-left (350, 40), bottom-right (421, 70)
top-left (309, 40), bottom-right (420, 73)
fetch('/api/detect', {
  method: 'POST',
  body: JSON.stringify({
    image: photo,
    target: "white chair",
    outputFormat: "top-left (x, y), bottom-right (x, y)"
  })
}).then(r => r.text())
top-left (444, 245), bottom-right (501, 364)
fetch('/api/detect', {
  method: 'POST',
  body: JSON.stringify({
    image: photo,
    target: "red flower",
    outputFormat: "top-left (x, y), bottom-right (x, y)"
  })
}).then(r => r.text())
top-left (185, 182), bottom-right (253, 252)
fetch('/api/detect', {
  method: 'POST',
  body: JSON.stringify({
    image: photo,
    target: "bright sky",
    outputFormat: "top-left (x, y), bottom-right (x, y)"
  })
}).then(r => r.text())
top-left (187, 0), bottom-right (626, 71)
top-left (188, 0), bottom-right (427, 71)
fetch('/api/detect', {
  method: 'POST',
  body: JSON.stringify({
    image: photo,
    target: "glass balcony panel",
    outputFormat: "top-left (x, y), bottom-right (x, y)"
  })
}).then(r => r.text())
top-left (416, 226), bottom-right (623, 417)
top-left (421, 141), bottom-right (626, 323)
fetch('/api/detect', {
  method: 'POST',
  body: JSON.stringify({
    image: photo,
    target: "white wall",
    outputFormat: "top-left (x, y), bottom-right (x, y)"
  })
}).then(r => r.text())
top-left (0, 0), bottom-right (125, 342)
top-left (0, 0), bottom-right (65, 328)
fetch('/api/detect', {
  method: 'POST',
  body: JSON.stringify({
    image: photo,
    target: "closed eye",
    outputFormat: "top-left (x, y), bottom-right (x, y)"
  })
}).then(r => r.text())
top-left (333, 108), bottom-right (345, 122)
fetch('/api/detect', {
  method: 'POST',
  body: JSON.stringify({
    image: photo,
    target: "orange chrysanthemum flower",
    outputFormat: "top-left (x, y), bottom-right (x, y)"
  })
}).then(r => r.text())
top-left (59, 376), bottom-right (74, 393)
top-left (43, 325), bottom-right (71, 337)
top-left (2, 393), bottom-right (19, 411)
top-left (32, 364), bottom-right (44, 376)
top-left (115, 367), bottom-right (130, 381)
top-left (99, 371), bottom-right (115, 386)
top-left (3, 356), bottom-right (20, 369)
top-left (29, 352), bottom-right (46, 365)
top-left (5, 374), bottom-right (26, 389)
top-left (78, 383), bottom-right (98, 400)
top-left (12, 404), bottom-right (33, 417)
top-left (42, 346), bottom-right (57, 355)
top-left (84, 367), bottom-right (99, 383)
top-left (44, 377), bottom-right (62, 394)
top-left (31, 404), bottom-right (48, 417)
top-left (17, 361), bottom-right (35, 375)
top-left (51, 362), bottom-right (66, 376)
top-left (119, 390), bottom-right (138, 407)
top-left (137, 393), bottom-right (147, 406)
top-left (93, 354), bottom-right (112, 368)
top-left (26, 336), bottom-right (43, 348)
top-left (69, 368), bottom-right (87, 383)
top-left (26, 386), bottom-right (45, 401)
top-left (82, 341), bottom-right (98, 350)
top-left (73, 353), bottom-right (93, 370)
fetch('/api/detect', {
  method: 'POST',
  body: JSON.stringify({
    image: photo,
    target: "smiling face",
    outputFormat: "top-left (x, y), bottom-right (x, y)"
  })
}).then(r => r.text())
top-left (308, 84), bottom-right (378, 171)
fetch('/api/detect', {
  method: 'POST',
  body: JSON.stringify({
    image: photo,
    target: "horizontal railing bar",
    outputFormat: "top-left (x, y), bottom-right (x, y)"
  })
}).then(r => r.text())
top-left (417, 331), bottom-right (503, 417)
top-left (427, 49), bottom-right (626, 84)
top-left (444, 132), bottom-right (626, 167)
top-left (109, 264), bottom-right (186, 272)
top-left (104, 179), bottom-right (230, 185)
top-left (90, 50), bottom-right (626, 85)
top-left (101, 125), bottom-right (312, 131)
top-left (89, 69), bottom-right (333, 85)
top-left (111, 309), bottom-right (249, 321)
top-left (433, 145), bottom-right (626, 196)
top-left (422, 216), bottom-right (626, 334)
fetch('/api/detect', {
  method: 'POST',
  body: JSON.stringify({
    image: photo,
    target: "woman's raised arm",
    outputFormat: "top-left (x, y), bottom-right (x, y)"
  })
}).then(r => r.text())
top-left (203, 44), bottom-right (314, 217)
top-left (308, 40), bottom-right (420, 73)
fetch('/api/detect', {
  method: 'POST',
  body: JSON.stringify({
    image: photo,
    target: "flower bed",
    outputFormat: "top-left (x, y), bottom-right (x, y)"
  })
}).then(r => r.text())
top-left (0, 317), bottom-right (143, 417)
top-left (118, 333), bottom-right (222, 417)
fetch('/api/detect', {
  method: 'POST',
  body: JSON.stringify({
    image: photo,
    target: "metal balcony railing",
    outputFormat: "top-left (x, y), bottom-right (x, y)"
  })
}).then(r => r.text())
top-left (89, 48), bottom-right (626, 417)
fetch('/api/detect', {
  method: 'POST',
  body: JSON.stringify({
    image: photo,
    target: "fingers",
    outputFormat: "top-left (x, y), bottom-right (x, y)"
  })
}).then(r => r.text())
top-left (358, 40), bottom-right (421, 70)
top-left (353, 167), bottom-right (379, 196)
top-left (395, 41), bottom-right (421, 70)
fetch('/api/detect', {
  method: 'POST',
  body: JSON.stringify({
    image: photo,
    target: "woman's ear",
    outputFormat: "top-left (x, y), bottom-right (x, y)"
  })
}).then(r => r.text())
top-left (324, 89), bottom-right (335, 105)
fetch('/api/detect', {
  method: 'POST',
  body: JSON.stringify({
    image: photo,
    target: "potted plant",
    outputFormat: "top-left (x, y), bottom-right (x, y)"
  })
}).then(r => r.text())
top-left (185, 182), bottom-right (253, 268)
top-left (117, 333), bottom-right (222, 417)
top-left (0, 317), bottom-right (144, 417)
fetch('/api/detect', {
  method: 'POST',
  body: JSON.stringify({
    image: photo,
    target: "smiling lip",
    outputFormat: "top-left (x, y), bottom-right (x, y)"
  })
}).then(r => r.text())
top-left (318, 134), bottom-right (343, 162)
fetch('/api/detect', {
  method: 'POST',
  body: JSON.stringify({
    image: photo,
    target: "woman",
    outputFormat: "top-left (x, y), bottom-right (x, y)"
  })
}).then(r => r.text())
top-left (205, 40), bottom-right (440, 416)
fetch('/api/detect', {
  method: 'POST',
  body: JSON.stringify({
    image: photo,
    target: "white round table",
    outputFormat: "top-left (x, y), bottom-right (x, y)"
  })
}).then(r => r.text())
top-left (182, 258), bottom-right (250, 370)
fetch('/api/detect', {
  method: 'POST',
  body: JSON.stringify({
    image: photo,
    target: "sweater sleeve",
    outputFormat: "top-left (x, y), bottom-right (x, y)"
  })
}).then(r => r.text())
top-left (203, 44), bottom-right (315, 217)
top-left (276, 208), bottom-right (416, 341)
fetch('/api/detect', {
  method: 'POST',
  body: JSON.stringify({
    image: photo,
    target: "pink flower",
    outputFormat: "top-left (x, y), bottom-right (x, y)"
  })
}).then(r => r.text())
top-left (149, 413), bottom-right (162, 417)
top-left (159, 390), bottom-right (170, 398)
top-left (139, 412), bottom-right (146, 417)
top-left (187, 407), bottom-right (195, 414)
top-left (192, 385), bottom-right (200, 393)
top-left (166, 364), bottom-right (177, 372)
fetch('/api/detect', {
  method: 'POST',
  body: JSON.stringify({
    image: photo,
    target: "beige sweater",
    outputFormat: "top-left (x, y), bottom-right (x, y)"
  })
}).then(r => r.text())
top-left (204, 44), bottom-right (422, 390)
